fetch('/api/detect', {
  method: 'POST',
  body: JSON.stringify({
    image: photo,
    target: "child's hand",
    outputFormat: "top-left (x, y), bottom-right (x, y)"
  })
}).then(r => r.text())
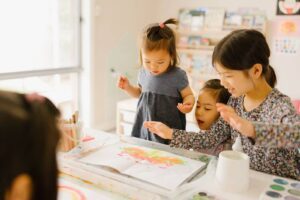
top-left (117, 75), bottom-right (130, 90)
top-left (216, 103), bottom-right (255, 138)
top-left (177, 102), bottom-right (193, 113)
top-left (143, 121), bottom-right (173, 139)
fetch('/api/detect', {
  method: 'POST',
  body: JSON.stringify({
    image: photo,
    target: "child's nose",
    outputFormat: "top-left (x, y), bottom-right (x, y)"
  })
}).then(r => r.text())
top-left (220, 77), bottom-right (228, 88)
top-left (196, 108), bottom-right (204, 116)
top-left (150, 63), bottom-right (158, 69)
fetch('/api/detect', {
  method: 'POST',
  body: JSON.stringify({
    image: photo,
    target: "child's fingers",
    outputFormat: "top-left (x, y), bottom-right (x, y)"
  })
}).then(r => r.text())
top-left (220, 110), bottom-right (234, 123)
top-left (143, 121), bottom-right (157, 128)
top-left (183, 102), bottom-right (192, 106)
top-left (144, 122), bottom-right (160, 134)
top-left (177, 103), bottom-right (183, 109)
top-left (117, 80), bottom-right (123, 88)
top-left (143, 121), bottom-right (151, 128)
top-left (216, 103), bottom-right (232, 110)
top-left (117, 76), bottom-right (125, 88)
top-left (216, 103), bottom-right (226, 107)
top-left (217, 105), bottom-right (235, 115)
top-left (183, 104), bottom-right (192, 109)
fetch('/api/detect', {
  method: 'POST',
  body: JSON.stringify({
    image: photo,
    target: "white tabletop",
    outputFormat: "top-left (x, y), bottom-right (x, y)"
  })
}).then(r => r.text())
top-left (58, 128), bottom-right (300, 200)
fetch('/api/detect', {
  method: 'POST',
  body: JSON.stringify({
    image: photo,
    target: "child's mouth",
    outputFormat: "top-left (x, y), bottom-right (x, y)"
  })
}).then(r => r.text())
top-left (197, 119), bottom-right (204, 124)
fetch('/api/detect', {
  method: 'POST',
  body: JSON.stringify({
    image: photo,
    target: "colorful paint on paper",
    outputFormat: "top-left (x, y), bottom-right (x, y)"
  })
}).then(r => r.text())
top-left (119, 146), bottom-right (186, 167)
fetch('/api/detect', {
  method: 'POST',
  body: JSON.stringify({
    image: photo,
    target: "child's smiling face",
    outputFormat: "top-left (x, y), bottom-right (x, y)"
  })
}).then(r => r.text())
top-left (195, 89), bottom-right (220, 130)
top-left (215, 62), bottom-right (254, 97)
top-left (141, 49), bottom-right (171, 75)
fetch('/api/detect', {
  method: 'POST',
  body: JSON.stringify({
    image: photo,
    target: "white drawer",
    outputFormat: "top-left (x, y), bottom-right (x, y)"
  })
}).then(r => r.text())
top-left (121, 122), bottom-right (133, 136)
top-left (120, 110), bottom-right (136, 123)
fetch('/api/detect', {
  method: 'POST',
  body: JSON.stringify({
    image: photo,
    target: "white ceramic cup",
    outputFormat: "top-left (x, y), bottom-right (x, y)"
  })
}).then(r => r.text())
top-left (215, 150), bottom-right (250, 193)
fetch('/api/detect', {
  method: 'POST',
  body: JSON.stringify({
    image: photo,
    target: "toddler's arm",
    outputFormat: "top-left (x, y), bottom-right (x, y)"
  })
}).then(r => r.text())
top-left (177, 86), bottom-right (195, 113)
top-left (117, 75), bottom-right (141, 98)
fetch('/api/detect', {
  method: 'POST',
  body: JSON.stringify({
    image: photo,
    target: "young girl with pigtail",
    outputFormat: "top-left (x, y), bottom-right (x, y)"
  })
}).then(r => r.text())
top-left (118, 19), bottom-right (195, 144)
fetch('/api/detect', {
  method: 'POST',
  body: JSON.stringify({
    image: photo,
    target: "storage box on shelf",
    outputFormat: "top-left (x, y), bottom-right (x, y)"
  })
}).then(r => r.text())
top-left (116, 98), bottom-right (199, 135)
top-left (177, 7), bottom-right (267, 93)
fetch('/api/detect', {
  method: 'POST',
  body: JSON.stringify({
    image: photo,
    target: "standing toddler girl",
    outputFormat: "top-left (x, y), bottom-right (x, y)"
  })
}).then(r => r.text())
top-left (118, 19), bottom-right (195, 144)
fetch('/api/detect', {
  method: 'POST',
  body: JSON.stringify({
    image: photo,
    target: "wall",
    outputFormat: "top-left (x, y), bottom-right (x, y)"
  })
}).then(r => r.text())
top-left (89, 0), bottom-right (160, 130)
top-left (89, 0), bottom-right (300, 131)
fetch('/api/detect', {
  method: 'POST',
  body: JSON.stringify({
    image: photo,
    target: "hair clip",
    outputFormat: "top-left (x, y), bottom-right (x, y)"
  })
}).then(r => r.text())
top-left (25, 92), bottom-right (45, 103)
top-left (159, 22), bottom-right (165, 28)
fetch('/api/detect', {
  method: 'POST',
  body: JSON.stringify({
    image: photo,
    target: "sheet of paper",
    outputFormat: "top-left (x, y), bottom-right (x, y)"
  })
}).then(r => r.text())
top-left (79, 143), bottom-right (206, 190)
top-left (79, 144), bottom-right (136, 172)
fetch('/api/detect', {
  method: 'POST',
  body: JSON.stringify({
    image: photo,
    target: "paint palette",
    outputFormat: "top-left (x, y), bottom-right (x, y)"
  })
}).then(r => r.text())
top-left (259, 177), bottom-right (300, 200)
top-left (188, 191), bottom-right (226, 200)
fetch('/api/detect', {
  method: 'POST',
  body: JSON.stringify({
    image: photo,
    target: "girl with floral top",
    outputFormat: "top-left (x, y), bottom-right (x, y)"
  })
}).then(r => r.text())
top-left (144, 29), bottom-right (300, 180)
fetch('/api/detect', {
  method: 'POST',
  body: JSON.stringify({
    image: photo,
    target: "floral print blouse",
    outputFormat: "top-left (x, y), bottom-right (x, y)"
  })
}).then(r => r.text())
top-left (170, 89), bottom-right (300, 180)
top-left (254, 120), bottom-right (300, 148)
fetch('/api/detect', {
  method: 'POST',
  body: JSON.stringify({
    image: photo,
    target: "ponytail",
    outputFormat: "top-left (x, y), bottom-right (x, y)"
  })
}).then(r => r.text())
top-left (161, 18), bottom-right (178, 26)
top-left (141, 18), bottom-right (179, 67)
top-left (265, 65), bottom-right (277, 88)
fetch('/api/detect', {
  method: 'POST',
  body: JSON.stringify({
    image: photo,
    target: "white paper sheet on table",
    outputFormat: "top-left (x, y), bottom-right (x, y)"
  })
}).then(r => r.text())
top-left (79, 143), bottom-right (206, 190)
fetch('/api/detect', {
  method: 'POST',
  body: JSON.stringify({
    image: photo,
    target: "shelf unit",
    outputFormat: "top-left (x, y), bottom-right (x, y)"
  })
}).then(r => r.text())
top-left (176, 7), bottom-right (267, 94)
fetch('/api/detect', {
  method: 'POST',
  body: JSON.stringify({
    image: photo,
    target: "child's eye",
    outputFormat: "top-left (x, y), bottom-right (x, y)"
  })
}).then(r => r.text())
top-left (204, 108), bottom-right (211, 111)
top-left (157, 62), bottom-right (164, 65)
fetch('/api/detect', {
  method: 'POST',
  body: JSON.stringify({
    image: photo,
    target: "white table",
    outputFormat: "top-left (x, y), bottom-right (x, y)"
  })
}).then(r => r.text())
top-left (58, 128), bottom-right (300, 200)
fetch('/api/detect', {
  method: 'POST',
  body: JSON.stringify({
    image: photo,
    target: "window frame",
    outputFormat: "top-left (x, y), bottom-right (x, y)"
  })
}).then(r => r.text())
top-left (0, 0), bottom-right (82, 116)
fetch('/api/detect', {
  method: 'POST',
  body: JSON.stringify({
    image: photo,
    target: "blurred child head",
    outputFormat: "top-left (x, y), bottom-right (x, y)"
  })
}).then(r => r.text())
top-left (212, 29), bottom-right (277, 97)
top-left (0, 91), bottom-right (60, 200)
top-left (139, 18), bottom-right (178, 75)
top-left (195, 79), bottom-right (230, 130)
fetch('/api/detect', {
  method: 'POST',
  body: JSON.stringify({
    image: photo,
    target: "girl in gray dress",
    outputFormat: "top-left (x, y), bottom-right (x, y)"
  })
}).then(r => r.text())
top-left (118, 19), bottom-right (195, 144)
top-left (144, 29), bottom-right (300, 180)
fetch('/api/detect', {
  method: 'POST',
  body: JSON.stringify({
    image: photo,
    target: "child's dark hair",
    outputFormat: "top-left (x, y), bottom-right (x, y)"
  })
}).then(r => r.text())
top-left (140, 18), bottom-right (178, 67)
top-left (0, 90), bottom-right (60, 200)
top-left (202, 79), bottom-right (231, 104)
top-left (212, 29), bottom-right (277, 88)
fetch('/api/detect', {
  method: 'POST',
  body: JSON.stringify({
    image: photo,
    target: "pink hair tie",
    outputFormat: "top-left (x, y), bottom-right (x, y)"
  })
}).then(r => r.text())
top-left (159, 22), bottom-right (165, 28)
top-left (25, 92), bottom-right (45, 102)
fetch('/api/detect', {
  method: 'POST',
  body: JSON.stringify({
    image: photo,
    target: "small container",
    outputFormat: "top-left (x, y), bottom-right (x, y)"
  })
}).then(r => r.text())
top-left (58, 121), bottom-right (83, 152)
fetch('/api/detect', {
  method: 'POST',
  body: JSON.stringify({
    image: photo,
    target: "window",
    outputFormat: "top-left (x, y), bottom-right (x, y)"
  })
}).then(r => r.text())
top-left (0, 0), bottom-right (81, 118)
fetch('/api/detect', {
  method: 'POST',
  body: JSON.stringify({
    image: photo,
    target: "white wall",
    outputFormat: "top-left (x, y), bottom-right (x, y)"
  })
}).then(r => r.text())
top-left (88, 0), bottom-right (300, 131)
top-left (89, 0), bottom-right (161, 130)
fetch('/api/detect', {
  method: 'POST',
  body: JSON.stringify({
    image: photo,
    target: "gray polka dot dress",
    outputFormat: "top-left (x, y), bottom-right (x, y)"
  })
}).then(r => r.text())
top-left (131, 67), bottom-right (188, 144)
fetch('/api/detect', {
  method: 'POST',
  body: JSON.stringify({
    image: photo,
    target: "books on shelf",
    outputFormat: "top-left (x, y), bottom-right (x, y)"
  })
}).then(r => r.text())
top-left (178, 7), bottom-right (266, 32)
top-left (176, 7), bottom-right (267, 92)
top-left (204, 8), bottom-right (225, 30)
top-left (78, 143), bottom-right (206, 191)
